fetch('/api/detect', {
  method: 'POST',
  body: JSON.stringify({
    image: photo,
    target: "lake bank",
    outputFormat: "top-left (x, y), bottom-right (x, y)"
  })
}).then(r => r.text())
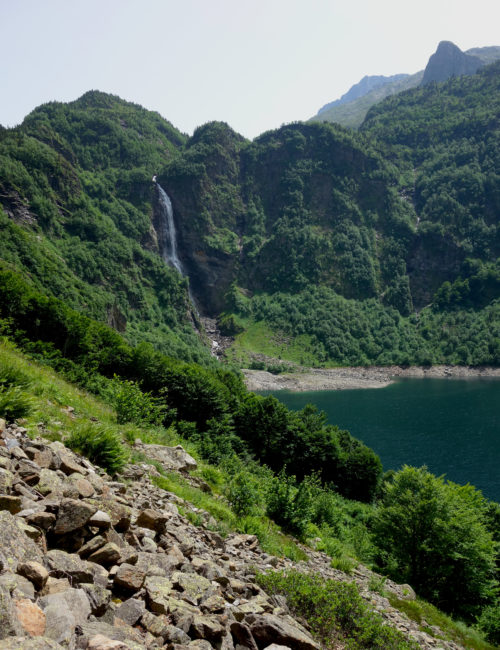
top-left (243, 365), bottom-right (500, 392)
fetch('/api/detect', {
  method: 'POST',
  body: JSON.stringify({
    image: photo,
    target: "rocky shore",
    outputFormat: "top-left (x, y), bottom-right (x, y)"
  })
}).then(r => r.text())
top-left (0, 419), bottom-right (466, 649)
top-left (243, 365), bottom-right (500, 392)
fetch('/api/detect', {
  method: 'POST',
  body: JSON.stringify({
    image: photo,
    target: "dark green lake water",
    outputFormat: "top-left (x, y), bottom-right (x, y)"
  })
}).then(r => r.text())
top-left (264, 378), bottom-right (500, 503)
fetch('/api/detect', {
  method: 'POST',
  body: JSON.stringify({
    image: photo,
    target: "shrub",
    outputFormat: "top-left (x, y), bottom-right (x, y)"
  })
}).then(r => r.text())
top-left (66, 422), bottom-right (128, 474)
top-left (266, 471), bottom-right (315, 538)
top-left (226, 471), bottom-right (263, 516)
top-left (256, 569), bottom-right (418, 649)
top-left (476, 604), bottom-right (500, 645)
top-left (106, 375), bottom-right (168, 426)
top-left (0, 386), bottom-right (32, 421)
top-left (0, 358), bottom-right (32, 389)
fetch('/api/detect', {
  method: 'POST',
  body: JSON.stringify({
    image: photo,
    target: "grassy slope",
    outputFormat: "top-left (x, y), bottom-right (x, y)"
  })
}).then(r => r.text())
top-left (0, 338), bottom-right (496, 650)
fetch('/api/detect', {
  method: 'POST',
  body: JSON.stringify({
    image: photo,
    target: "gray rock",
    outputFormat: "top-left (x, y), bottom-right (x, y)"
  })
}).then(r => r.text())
top-left (0, 468), bottom-right (14, 492)
top-left (0, 584), bottom-right (24, 638)
top-left (134, 442), bottom-right (197, 472)
top-left (250, 615), bottom-right (319, 650)
top-left (230, 621), bottom-right (258, 650)
top-left (58, 452), bottom-right (86, 476)
top-left (17, 560), bottom-right (49, 590)
top-left (0, 494), bottom-right (22, 514)
top-left (78, 535), bottom-right (107, 558)
top-left (113, 563), bottom-right (145, 591)
top-left (190, 614), bottom-right (226, 642)
top-left (81, 583), bottom-right (111, 616)
top-left (0, 511), bottom-right (43, 570)
top-left (144, 575), bottom-right (173, 614)
top-left (89, 510), bottom-right (112, 529)
top-left (54, 498), bottom-right (97, 534)
top-left (37, 469), bottom-right (63, 496)
top-left (0, 637), bottom-right (64, 649)
top-left (87, 542), bottom-right (121, 566)
top-left (26, 511), bottom-right (56, 530)
top-left (114, 597), bottom-right (145, 625)
top-left (44, 549), bottom-right (101, 584)
top-left (164, 624), bottom-right (191, 645)
top-left (40, 589), bottom-right (92, 645)
top-left (0, 572), bottom-right (35, 600)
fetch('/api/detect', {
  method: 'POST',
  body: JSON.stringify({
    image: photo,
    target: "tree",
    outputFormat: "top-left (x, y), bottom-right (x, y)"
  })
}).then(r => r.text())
top-left (373, 466), bottom-right (498, 620)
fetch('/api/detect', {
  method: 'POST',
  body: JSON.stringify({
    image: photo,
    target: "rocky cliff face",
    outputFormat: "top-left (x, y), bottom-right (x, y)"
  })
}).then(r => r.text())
top-left (422, 41), bottom-right (484, 85)
top-left (0, 419), bottom-right (466, 649)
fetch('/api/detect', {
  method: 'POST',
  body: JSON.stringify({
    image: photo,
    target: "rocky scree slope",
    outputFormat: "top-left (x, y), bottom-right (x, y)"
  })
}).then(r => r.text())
top-left (0, 418), bottom-right (466, 650)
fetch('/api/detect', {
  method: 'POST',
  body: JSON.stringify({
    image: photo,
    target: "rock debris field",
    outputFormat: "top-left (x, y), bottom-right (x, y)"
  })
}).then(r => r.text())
top-left (0, 418), bottom-right (465, 649)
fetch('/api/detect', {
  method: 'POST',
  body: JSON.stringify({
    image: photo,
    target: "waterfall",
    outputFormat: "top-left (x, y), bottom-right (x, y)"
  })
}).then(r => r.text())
top-left (156, 182), bottom-right (184, 276)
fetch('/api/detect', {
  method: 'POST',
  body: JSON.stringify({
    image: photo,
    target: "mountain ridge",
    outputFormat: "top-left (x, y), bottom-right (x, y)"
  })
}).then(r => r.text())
top-left (310, 42), bottom-right (500, 128)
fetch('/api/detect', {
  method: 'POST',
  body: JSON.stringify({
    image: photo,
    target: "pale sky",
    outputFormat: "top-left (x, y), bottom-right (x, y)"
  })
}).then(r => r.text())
top-left (1, 0), bottom-right (499, 139)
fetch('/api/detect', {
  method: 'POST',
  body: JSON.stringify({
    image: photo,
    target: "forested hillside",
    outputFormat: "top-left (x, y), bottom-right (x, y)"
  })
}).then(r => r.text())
top-left (0, 91), bottom-right (210, 364)
top-left (1, 66), bottom-right (499, 369)
top-left (0, 55), bottom-right (499, 648)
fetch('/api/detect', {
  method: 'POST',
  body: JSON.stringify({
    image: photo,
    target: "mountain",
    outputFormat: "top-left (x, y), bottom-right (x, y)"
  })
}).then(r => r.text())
top-left (310, 72), bottom-right (423, 129)
top-left (310, 42), bottom-right (500, 129)
top-left (422, 40), bottom-right (483, 84)
top-left (317, 73), bottom-right (410, 114)
top-left (1, 63), bottom-right (499, 369)
top-left (0, 90), bottom-right (213, 365)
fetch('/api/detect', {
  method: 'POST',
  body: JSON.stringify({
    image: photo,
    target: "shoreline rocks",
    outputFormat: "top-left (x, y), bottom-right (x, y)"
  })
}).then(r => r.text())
top-left (243, 365), bottom-right (500, 392)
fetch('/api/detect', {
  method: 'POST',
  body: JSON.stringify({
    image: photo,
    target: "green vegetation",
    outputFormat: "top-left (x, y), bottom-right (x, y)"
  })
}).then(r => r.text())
top-left (373, 466), bottom-right (498, 620)
top-left (387, 596), bottom-right (498, 650)
top-left (0, 67), bottom-right (499, 646)
top-left (0, 339), bottom-right (498, 647)
top-left (66, 422), bottom-right (128, 474)
top-left (256, 569), bottom-right (418, 649)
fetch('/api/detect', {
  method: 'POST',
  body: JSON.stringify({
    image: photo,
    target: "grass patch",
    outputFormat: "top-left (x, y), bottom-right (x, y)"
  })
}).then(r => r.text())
top-left (387, 595), bottom-right (497, 650)
top-left (256, 569), bottom-right (418, 649)
top-left (66, 422), bottom-right (129, 475)
top-left (152, 472), bottom-right (307, 561)
top-left (228, 321), bottom-right (321, 367)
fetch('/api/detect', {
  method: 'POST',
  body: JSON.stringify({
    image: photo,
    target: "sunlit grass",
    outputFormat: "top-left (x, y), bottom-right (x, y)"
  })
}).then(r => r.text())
top-left (387, 595), bottom-right (497, 650)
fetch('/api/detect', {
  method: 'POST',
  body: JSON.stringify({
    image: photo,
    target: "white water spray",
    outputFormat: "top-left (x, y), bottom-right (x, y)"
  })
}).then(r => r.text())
top-left (156, 182), bottom-right (184, 276)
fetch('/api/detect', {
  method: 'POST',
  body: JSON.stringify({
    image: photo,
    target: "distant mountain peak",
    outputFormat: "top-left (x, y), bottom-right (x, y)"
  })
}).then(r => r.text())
top-left (318, 73), bottom-right (409, 115)
top-left (422, 41), bottom-right (484, 85)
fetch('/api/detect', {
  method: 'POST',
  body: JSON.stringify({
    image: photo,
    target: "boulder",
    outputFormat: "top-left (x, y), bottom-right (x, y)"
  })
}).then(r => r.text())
top-left (134, 442), bottom-right (197, 472)
top-left (14, 599), bottom-right (46, 637)
top-left (89, 510), bottom-right (112, 529)
top-left (17, 561), bottom-right (49, 590)
top-left (250, 615), bottom-right (319, 650)
top-left (53, 498), bottom-right (97, 534)
top-left (58, 452), bottom-right (86, 476)
top-left (44, 549), bottom-right (101, 584)
top-left (144, 575), bottom-right (173, 614)
top-left (0, 511), bottom-right (43, 570)
top-left (172, 570), bottom-right (215, 605)
top-left (36, 469), bottom-right (63, 496)
top-left (190, 614), bottom-right (226, 642)
top-left (87, 636), bottom-right (129, 650)
top-left (114, 597), bottom-right (146, 625)
top-left (0, 638), bottom-right (64, 649)
top-left (39, 588), bottom-right (91, 626)
top-left (113, 563), bottom-right (145, 591)
top-left (87, 542), bottom-right (121, 566)
top-left (0, 572), bottom-right (35, 600)
top-left (0, 494), bottom-right (22, 514)
top-left (81, 583), bottom-right (111, 616)
top-left (0, 584), bottom-right (23, 638)
top-left (135, 508), bottom-right (170, 532)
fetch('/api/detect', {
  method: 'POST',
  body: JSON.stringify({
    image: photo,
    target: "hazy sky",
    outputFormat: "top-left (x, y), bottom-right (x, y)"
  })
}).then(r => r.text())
top-left (1, 0), bottom-right (499, 139)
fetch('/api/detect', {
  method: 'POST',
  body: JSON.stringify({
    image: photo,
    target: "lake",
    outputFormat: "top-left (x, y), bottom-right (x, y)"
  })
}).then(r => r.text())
top-left (263, 377), bottom-right (500, 503)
